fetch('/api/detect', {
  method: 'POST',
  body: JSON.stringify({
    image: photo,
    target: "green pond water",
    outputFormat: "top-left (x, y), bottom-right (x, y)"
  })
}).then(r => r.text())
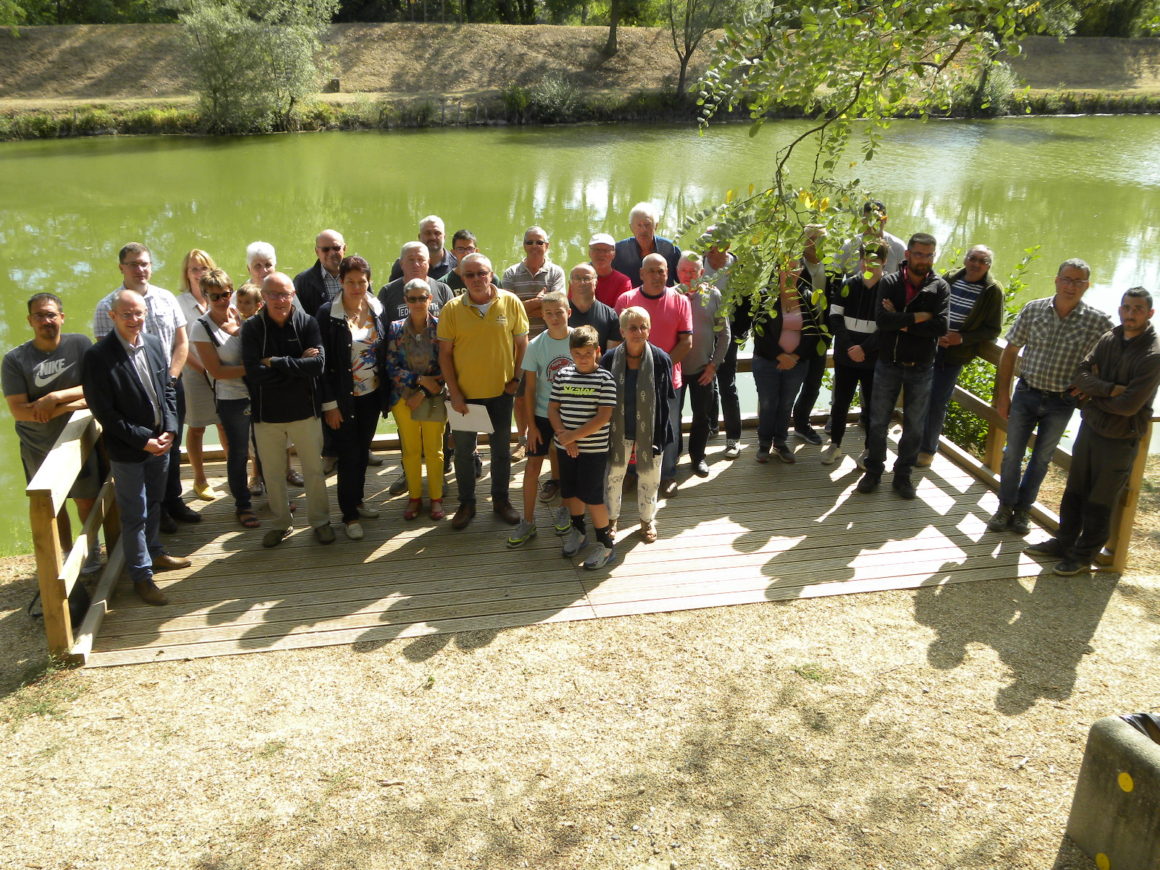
top-left (1, 115), bottom-right (1158, 554)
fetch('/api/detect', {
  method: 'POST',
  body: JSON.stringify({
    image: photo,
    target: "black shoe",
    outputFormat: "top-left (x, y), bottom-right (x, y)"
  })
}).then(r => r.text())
top-left (892, 474), bottom-right (916, 500)
top-left (794, 426), bottom-right (822, 446)
top-left (1025, 538), bottom-right (1064, 558)
top-left (1010, 509), bottom-right (1032, 536)
top-left (1053, 559), bottom-right (1090, 577)
top-left (159, 512), bottom-right (178, 534)
top-left (773, 444), bottom-right (795, 464)
top-left (167, 502), bottom-right (202, 524)
top-left (692, 459), bottom-right (710, 478)
top-left (388, 473), bottom-right (408, 496)
top-left (856, 472), bottom-right (880, 493)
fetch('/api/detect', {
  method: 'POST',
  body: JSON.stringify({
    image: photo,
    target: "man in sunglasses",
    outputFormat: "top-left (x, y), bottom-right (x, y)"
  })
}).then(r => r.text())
top-left (293, 229), bottom-right (346, 317)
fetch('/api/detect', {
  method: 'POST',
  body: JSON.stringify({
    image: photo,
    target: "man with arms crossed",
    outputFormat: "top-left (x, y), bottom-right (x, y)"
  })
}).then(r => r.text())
top-left (990, 259), bottom-right (1113, 535)
top-left (1026, 287), bottom-right (1160, 575)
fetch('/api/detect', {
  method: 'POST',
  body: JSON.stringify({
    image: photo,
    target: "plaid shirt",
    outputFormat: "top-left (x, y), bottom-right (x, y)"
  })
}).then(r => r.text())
top-left (1006, 296), bottom-right (1113, 392)
top-left (93, 283), bottom-right (186, 366)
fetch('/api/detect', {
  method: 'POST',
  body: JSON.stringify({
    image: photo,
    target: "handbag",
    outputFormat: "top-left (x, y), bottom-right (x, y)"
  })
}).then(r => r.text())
top-left (411, 390), bottom-right (448, 423)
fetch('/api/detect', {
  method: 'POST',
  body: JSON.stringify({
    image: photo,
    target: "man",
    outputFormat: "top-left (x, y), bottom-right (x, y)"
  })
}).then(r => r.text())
top-left (82, 290), bottom-right (186, 606)
top-left (838, 200), bottom-right (907, 275)
top-left (503, 226), bottom-right (566, 459)
top-left (242, 273), bottom-right (333, 548)
top-left (1027, 288), bottom-right (1160, 575)
top-left (676, 253), bottom-right (730, 477)
top-left (855, 232), bottom-right (950, 499)
top-left (589, 232), bottom-right (632, 308)
top-left (389, 215), bottom-right (456, 282)
top-left (615, 253), bottom-right (693, 496)
top-left (93, 243), bottom-right (196, 531)
top-left (438, 253), bottom-right (530, 529)
top-left (444, 229), bottom-right (497, 293)
top-left (567, 262), bottom-right (622, 353)
top-left (702, 232), bottom-right (743, 459)
top-left (917, 245), bottom-right (1004, 466)
top-left (293, 229), bottom-right (346, 317)
top-left (4, 293), bottom-right (101, 572)
top-left (612, 202), bottom-right (682, 288)
top-left (378, 241), bottom-right (455, 321)
top-left (990, 259), bottom-right (1114, 534)
top-left (790, 225), bottom-right (841, 445)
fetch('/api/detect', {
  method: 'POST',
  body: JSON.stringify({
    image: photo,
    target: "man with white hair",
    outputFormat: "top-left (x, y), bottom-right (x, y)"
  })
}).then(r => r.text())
top-left (378, 241), bottom-right (455, 321)
top-left (612, 202), bottom-right (682, 288)
top-left (294, 229), bottom-right (346, 317)
top-left (389, 215), bottom-right (456, 282)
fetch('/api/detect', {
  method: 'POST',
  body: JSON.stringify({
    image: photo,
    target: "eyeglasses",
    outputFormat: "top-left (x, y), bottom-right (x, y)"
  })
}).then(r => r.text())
top-left (524, 240), bottom-right (547, 246)
top-left (121, 260), bottom-right (150, 270)
top-left (208, 291), bottom-right (233, 301)
top-left (318, 245), bottom-right (344, 253)
top-left (264, 291), bottom-right (294, 301)
top-left (405, 296), bottom-right (429, 303)
top-left (31, 311), bottom-right (61, 321)
top-left (572, 275), bottom-right (596, 283)
top-left (463, 270), bottom-right (491, 279)
top-left (1058, 276), bottom-right (1089, 287)
top-left (965, 255), bottom-right (991, 264)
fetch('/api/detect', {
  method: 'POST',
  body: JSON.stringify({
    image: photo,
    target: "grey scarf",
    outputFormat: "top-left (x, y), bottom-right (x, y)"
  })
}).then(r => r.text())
top-left (609, 344), bottom-right (657, 473)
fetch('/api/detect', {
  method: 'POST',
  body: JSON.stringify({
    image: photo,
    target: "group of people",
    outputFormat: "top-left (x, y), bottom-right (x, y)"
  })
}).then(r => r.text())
top-left (5, 200), bottom-right (1159, 607)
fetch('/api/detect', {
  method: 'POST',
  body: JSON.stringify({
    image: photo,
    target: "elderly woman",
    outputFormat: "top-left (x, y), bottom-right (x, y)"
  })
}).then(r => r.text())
top-left (177, 248), bottom-right (226, 501)
top-left (316, 256), bottom-right (391, 541)
top-left (189, 269), bottom-right (259, 528)
top-left (736, 258), bottom-right (824, 464)
top-left (385, 278), bottom-right (446, 520)
top-left (601, 306), bottom-right (675, 543)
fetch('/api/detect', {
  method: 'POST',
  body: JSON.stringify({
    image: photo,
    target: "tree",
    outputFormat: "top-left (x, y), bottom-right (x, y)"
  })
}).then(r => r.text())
top-left (181, 0), bottom-right (338, 134)
top-left (686, 0), bottom-right (1078, 314)
top-left (666, 0), bottom-right (737, 95)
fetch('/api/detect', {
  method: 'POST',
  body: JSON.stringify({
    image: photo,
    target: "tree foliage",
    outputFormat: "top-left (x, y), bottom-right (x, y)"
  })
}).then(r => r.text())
top-left (180, 0), bottom-right (337, 134)
top-left (685, 0), bottom-right (1079, 315)
top-left (666, 0), bottom-right (738, 94)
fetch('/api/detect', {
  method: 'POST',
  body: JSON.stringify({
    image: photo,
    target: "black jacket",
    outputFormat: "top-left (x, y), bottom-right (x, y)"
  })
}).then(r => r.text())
top-left (737, 274), bottom-right (826, 365)
top-left (293, 261), bottom-right (336, 318)
top-left (874, 266), bottom-right (950, 368)
top-left (316, 296), bottom-right (393, 420)
top-left (242, 308), bottom-right (325, 423)
top-left (829, 274), bottom-right (882, 371)
top-left (82, 331), bottom-right (178, 463)
top-left (1076, 323), bottom-right (1160, 440)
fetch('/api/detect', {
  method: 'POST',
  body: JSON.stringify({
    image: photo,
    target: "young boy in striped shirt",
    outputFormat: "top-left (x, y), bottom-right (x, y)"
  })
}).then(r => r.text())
top-left (549, 326), bottom-right (618, 569)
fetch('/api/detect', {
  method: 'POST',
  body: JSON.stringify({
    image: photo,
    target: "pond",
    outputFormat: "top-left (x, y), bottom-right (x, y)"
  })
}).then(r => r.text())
top-left (1, 115), bottom-right (1158, 554)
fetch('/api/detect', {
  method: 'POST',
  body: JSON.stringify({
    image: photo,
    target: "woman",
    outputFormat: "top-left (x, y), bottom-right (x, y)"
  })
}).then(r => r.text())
top-left (738, 258), bottom-right (824, 464)
top-left (824, 242), bottom-right (885, 465)
top-left (316, 256), bottom-right (390, 540)
top-left (385, 278), bottom-right (446, 520)
top-left (189, 269), bottom-right (259, 528)
top-left (177, 248), bottom-right (226, 500)
top-left (601, 306), bottom-right (675, 543)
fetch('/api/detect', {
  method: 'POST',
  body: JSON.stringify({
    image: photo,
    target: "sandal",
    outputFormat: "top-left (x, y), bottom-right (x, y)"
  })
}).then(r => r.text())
top-left (236, 510), bottom-right (261, 529)
top-left (429, 499), bottom-right (445, 520)
top-left (638, 521), bottom-right (657, 543)
top-left (403, 498), bottom-right (423, 521)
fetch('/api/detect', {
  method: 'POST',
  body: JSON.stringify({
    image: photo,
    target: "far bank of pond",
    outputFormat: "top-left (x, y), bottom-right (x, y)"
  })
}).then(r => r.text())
top-left (1, 115), bottom-right (1158, 554)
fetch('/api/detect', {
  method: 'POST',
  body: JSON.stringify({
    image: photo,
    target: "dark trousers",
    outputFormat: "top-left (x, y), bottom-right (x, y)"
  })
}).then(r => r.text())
top-left (683, 370), bottom-right (717, 463)
top-left (453, 393), bottom-right (514, 505)
top-left (829, 363), bottom-right (874, 448)
top-left (714, 339), bottom-right (742, 441)
top-left (920, 353), bottom-right (964, 455)
top-left (334, 391), bottom-right (383, 522)
top-left (164, 377), bottom-right (185, 511)
top-left (864, 360), bottom-right (933, 477)
top-left (1057, 423), bottom-right (1139, 564)
top-left (792, 351), bottom-right (827, 431)
top-left (217, 397), bottom-right (252, 512)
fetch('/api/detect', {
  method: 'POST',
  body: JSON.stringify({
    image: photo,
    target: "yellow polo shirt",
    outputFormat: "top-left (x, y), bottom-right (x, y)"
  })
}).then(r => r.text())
top-left (437, 289), bottom-right (530, 399)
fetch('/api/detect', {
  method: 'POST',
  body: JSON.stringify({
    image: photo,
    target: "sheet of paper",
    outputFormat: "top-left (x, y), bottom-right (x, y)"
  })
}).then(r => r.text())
top-left (446, 401), bottom-right (494, 433)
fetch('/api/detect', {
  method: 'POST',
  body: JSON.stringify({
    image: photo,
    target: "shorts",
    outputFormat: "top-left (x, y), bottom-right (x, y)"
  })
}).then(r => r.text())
top-left (182, 369), bottom-right (220, 428)
top-left (557, 450), bottom-right (608, 506)
top-left (528, 416), bottom-right (554, 458)
top-left (22, 443), bottom-right (103, 500)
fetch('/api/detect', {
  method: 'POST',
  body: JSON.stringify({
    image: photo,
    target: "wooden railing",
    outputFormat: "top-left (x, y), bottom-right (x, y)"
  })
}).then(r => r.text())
top-left (25, 409), bottom-right (122, 662)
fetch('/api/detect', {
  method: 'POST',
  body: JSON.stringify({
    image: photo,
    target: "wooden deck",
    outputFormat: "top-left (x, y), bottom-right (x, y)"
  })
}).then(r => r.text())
top-left (86, 428), bottom-right (1050, 667)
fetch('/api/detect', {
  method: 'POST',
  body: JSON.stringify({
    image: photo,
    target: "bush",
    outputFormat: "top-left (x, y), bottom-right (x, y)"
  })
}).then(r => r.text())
top-left (501, 82), bottom-right (530, 124)
top-left (527, 73), bottom-right (583, 124)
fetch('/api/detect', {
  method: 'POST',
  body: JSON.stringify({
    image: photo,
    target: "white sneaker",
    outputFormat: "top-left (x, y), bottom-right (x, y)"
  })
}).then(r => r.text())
top-left (344, 521), bottom-right (364, 540)
top-left (356, 503), bottom-right (380, 519)
top-left (724, 440), bottom-right (741, 460)
top-left (561, 526), bottom-right (586, 557)
top-left (820, 444), bottom-right (843, 466)
top-left (582, 542), bottom-right (614, 570)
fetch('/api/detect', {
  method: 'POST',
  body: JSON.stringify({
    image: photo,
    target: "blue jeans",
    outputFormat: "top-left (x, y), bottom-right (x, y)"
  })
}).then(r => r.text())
top-left (662, 387), bottom-right (682, 479)
top-left (453, 393), bottom-right (514, 505)
top-left (216, 397), bottom-right (252, 512)
top-left (110, 453), bottom-right (169, 585)
top-left (752, 354), bottom-right (808, 447)
top-left (920, 354), bottom-right (963, 455)
top-left (792, 351), bottom-right (828, 431)
top-left (865, 360), bottom-right (934, 476)
top-left (999, 380), bottom-right (1076, 510)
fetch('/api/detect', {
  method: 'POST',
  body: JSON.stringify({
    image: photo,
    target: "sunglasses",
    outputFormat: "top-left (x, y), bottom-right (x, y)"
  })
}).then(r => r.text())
top-left (405, 296), bottom-right (429, 303)
top-left (318, 245), bottom-right (344, 253)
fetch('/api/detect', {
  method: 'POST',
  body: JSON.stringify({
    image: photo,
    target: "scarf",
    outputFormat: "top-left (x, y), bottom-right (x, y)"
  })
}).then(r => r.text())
top-left (609, 343), bottom-right (657, 473)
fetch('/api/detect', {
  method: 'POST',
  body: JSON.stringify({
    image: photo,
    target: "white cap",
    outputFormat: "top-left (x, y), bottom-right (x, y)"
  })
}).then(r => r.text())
top-left (589, 233), bottom-right (616, 248)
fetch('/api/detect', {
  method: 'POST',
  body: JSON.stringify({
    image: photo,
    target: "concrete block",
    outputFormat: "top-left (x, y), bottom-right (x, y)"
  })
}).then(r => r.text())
top-left (1067, 715), bottom-right (1160, 870)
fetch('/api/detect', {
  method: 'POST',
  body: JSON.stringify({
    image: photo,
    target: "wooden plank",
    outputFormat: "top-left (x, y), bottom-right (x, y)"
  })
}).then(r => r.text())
top-left (68, 535), bottom-right (126, 665)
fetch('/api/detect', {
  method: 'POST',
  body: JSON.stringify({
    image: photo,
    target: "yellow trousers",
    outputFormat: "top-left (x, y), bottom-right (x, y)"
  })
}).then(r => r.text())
top-left (391, 398), bottom-right (445, 500)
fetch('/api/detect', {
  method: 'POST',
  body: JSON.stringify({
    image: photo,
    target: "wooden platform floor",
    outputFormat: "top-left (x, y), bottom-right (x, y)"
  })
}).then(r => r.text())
top-left (87, 429), bottom-right (1051, 667)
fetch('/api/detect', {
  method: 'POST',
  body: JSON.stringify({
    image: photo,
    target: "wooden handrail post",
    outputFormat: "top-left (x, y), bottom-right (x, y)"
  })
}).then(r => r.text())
top-left (1104, 419), bottom-right (1153, 573)
top-left (29, 491), bottom-right (73, 655)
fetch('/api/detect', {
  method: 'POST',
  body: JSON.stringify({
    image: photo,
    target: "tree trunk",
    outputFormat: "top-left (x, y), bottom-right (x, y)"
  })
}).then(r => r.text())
top-left (604, 0), bottom-right (619, 56)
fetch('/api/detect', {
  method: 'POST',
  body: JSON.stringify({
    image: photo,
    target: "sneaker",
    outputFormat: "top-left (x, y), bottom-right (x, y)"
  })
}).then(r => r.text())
top-left (561, 526), bottom-right (586, 557)
top-left (724, 440), bottom-right (741, 460)
top-left (553, 506), bottom-right (572, 536)
top-left (539, 479), bottom-right (560, 503)
top-left (659, 478), bottom-right (679, 498)
top-left (511, 442), bottom-right (527, 463)
top-left (507, 519), bottom-right (538, 548)
top-left (248, 476), bottom-right (265, 497)
top-left (388, 474), bottom-right (408, 496)
top-left (855, 472), bottom-right (880, 493)
top-left (582, 543), bottom-right (614, 570)
top-left (692, 458), bottom-right (710, 478)
top-left (1025, 538), bottom-right (1064, 558)
top-left (367, 451), bottom-right (385, 467)
top-left (756, 444), bottom-right (771, 464)
top-left (1010, 509), bottom-right (1032, 536)
top-left (773, 443), bottom-right (795, 464)
top-left (820, 444), bottom-right (843, 466)
top-left (81, 546), bottom-right (103, 576)
top-left (794, 426), bottom-right (823, 445)
top-left (286, 468), bottom-right (305, 487)
top-left (916, 452), bottom-right (935, 468)
top-left (356, 503), bottom-right (380, 519)
top-left (892, 474), bottom-right (917, 500)
top-left (313, 524), bottom-right (336, 545)
top-left (344, 521), bottom-right (364, 541)
top-left (262, 527), bottom-right (291, 548)
top-left (987, 505), bottom-right (1013, 533)
top-left (1053, 559), bottom-right (1089, 577)
top-left (856, 449), bottom-right (869, 471)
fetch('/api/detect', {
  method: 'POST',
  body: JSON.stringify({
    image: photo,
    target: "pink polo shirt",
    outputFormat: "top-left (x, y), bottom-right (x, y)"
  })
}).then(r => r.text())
top-left (615, 287), bottom-right (693, 388)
